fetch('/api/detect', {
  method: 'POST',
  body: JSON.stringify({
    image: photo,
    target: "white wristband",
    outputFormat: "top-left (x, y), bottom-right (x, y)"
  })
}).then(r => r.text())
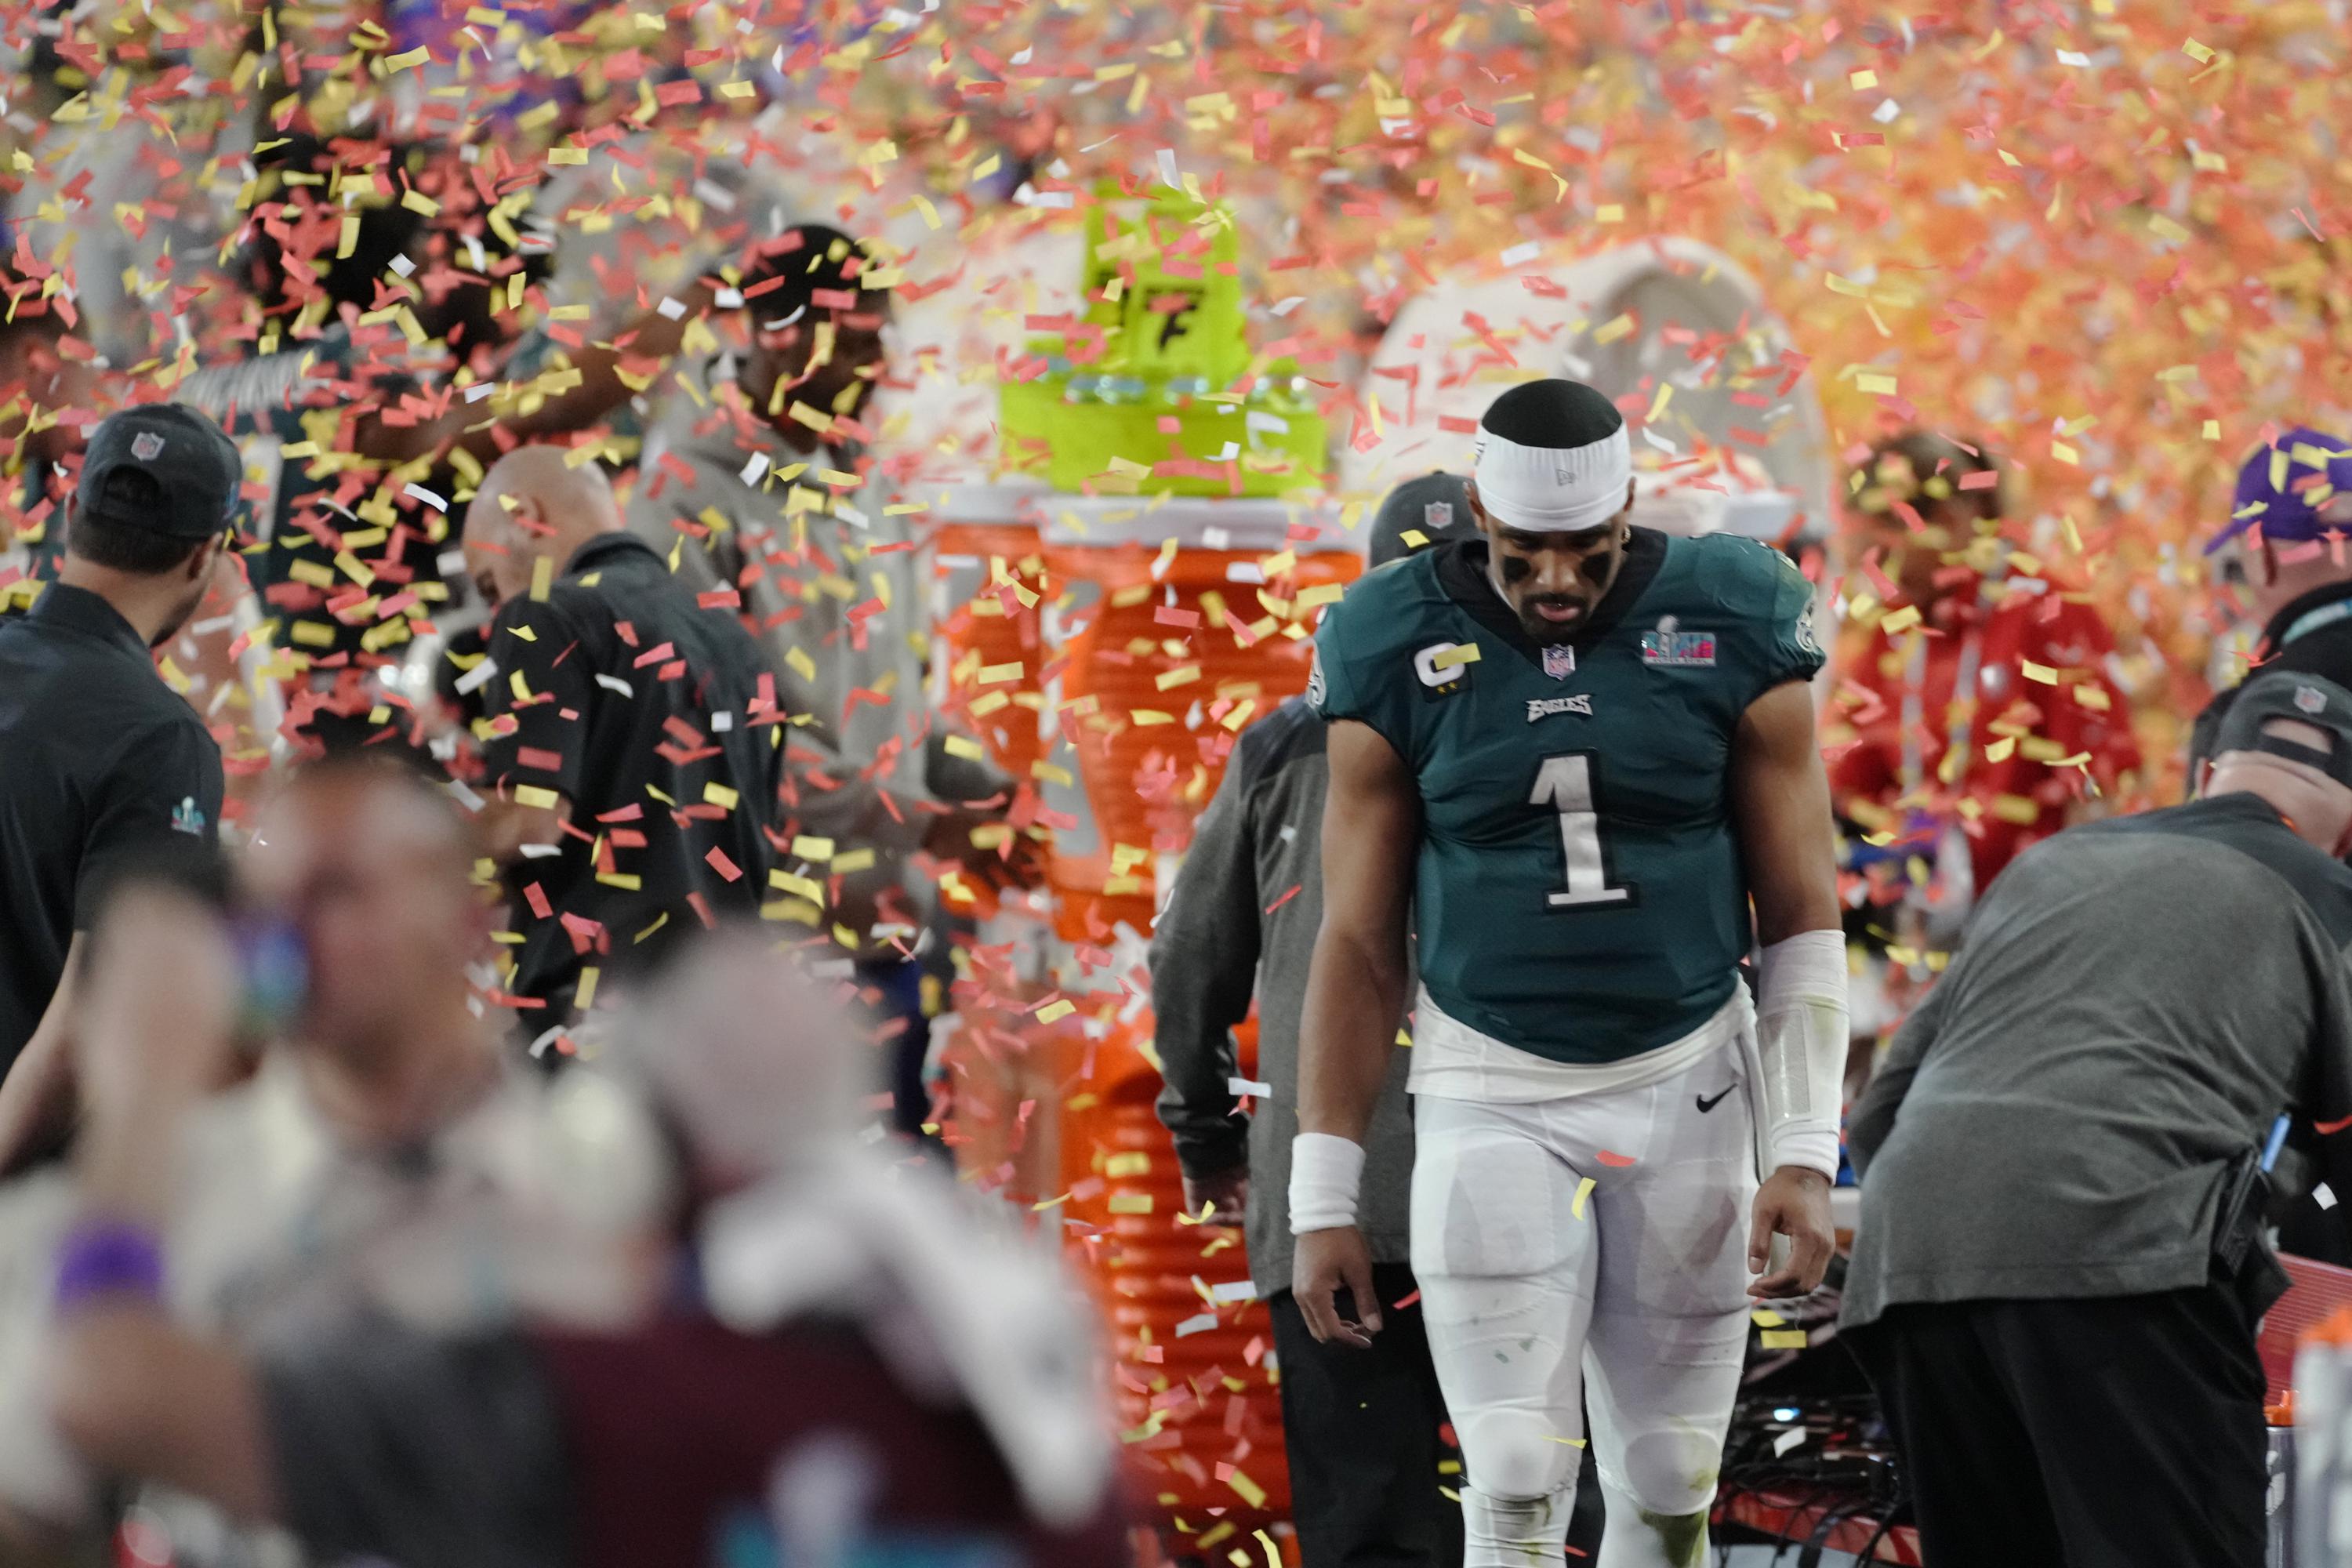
top-left (1288, 1133), bottom-right (1365, 1234)
top-left (1755, 930), bottom-right (1850, 1180)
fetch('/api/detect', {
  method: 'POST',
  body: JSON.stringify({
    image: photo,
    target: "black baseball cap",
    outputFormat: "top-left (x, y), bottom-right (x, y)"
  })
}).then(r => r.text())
top-left (76, 404), bottom-right (243, 541)
top-left (1368, 471), bottom-right (1475, 568)
top-left (2212, 671), bottom-right (2352, 792)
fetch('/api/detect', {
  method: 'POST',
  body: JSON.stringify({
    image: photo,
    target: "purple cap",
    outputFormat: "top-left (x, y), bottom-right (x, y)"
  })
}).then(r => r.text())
top-left (2205, 426), bottom-right (2352, 555)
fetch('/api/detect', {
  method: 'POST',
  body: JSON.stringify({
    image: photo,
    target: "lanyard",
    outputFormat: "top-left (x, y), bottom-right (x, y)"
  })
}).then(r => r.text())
top-left (1898, 625), bottom-right (1984, 793)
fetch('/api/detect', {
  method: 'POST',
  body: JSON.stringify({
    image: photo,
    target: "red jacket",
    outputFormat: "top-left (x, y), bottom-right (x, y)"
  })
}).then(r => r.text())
top-left (1826, 577), bottom-right (2140, 894)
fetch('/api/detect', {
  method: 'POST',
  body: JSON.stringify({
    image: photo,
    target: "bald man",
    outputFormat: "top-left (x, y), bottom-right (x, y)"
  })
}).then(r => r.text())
top-left (460, 447), bottom-right (786, 1043)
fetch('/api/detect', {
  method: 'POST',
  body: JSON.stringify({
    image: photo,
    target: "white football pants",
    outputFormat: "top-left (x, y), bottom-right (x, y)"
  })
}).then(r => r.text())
top-left (1410, 1033), bottom-right (1757, 1568)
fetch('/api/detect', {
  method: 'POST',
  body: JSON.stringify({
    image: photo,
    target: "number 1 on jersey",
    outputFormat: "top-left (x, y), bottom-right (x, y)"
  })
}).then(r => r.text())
top-left (1531, 753), bottom-right (1632, 908)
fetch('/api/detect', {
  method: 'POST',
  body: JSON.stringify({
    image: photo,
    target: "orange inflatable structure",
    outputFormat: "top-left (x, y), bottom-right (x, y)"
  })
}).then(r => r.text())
top-left (931, 491), bottom-right (1359, 1546)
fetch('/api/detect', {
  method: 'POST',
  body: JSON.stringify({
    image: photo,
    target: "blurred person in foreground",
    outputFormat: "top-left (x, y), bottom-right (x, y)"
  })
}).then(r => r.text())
top-left (0, 760), bottom-right (666, 1560)
top-left (460, 445), bottom-right (786, 1048)
top-left (2193, 430), bottom-right (2352, 778)
top-left (1840, 670), bottom-right (2352, 1568)
top-left (42, 916), bottom-right (1131, 1567)
top-left (1153, 473), bottom-right (1478, 1568)
top-left (1824, 432), bottom-right (2137, 974)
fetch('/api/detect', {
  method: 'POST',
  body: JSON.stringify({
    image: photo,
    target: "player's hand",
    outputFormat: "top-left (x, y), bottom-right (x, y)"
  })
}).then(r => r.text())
top-left (1293, 1225), bottom-right (1381, 1348)
top-left (1183, 1167), bottom-right (1250, 1225)
top-left (1747, 1165), bottom-right (1835, 1299)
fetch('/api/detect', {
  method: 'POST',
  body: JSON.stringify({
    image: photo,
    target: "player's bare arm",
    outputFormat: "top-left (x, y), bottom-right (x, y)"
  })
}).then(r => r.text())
top-left (1290, 717), bottom-right (1419, 1348)
top-left (1732, 677), bottom-right (1846, 1298)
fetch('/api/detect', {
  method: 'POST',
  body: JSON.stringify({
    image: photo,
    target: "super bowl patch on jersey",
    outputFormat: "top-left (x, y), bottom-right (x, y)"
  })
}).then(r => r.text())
top-left (1639, 615), bottom-right (1717, 668)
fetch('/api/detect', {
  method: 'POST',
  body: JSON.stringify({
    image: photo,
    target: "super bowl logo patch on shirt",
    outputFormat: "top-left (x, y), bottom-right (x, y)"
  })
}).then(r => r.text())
top-left (1639, 620), bottom-right (1717, 668)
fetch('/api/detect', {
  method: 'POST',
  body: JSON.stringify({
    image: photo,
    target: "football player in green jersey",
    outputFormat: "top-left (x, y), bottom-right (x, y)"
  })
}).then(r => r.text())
top-left (1287, 380), bottom-right (1849, 1568)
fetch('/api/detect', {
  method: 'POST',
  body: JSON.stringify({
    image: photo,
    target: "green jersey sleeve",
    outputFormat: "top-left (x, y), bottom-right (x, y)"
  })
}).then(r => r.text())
top-left (1306, 560), bottom-right (1426, 759)
top-left (1704, 535), bottom-right (1826, 709)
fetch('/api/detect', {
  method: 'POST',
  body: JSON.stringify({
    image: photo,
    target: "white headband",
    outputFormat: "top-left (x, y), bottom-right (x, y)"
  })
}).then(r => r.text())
top-left (1472, 423), bottom-right (1633, 534)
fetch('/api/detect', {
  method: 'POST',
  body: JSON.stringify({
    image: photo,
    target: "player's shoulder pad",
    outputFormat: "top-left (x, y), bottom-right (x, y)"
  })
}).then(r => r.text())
top-left (1675, 531), bottom-right (1814, 630)
top-left (1315, 548), bottom-right (1451, 665)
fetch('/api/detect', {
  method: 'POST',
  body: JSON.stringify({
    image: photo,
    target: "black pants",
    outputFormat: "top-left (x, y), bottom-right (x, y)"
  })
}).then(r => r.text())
top-left (1269, 1264), bottom-right (1466, 1568)
top-left (1847, 1285), bottom-right (2267, 1568)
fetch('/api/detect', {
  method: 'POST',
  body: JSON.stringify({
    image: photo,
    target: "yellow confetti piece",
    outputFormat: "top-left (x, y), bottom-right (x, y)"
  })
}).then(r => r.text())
top-left (1761, 1330), bottom-right (1809, 1350)
top-left (1037, 999), bottom-right (1077, 1024)
top-left (1431, 643), bottom-right (1481, 670)
top-left (943, 734), bottom-right (987, 760)
top-left (1856, 372), bottom-right (1899, 396)
top-left (1226, 1472), bottom-right (1267, 1509)
top-left (1592, 312), bottom-right (1635, 345)
top-left (1107, 1192), bottom-right (1155, 1215)
top-left (1155, 665), bottom-right (1202, 691)
top-left (1878, 604), bottom-right (1923, 636)
top-left (1571, 1175), bottom-right (1597, 1220)
top-left (791, 836), bottom-right (836, 862)
top-left (514, 785), bottom-right (561, 810)
top-left (2020, 659), bottom-right (2058, 684)
top-left (528, 555), bottom-right (553, 603)
top-left (399, 189), bottom-right (440, 218)
top-left (702, 782), bottom-right (739, 810)
top-left (1849, 69), bottom-right (1878, 89)
top-left (575, 967), bottom-right (600, 1012)
top-left (2183, 38), bottom-right (2215, 63)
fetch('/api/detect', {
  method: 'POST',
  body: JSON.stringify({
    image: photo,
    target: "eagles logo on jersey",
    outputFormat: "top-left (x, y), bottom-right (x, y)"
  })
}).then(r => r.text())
top-left (1308, 527), bottom-right (1824, 1067)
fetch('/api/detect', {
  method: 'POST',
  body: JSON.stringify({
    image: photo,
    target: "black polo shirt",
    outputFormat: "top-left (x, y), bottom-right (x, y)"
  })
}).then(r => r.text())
top-left (477, 532), bottom-right (784, 1026)
top-left (0, 583), bottom-right (224, 1069)
top-left (2190, 579), bottom-right (2352, 778)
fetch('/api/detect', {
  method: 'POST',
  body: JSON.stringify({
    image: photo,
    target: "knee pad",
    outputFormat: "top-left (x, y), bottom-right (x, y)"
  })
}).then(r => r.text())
top-left (1595, 1422), bottom-right (1722, 1518)
top-left (1453, 1406), bottom-right (1578, 1502)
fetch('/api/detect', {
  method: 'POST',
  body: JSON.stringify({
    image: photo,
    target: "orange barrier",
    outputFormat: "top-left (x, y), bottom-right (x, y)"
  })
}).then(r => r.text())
top-left (937, 535), bottom-right (1359, 1546)
top-left (1044, 545), bottom-right (1357, 942)
top-left (1061, 1014), bottom-right (1291, 1526)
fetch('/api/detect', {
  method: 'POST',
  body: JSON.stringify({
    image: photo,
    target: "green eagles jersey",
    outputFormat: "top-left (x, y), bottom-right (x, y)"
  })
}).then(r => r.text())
top-left (1308, 527), bottom-right (1824, 1065)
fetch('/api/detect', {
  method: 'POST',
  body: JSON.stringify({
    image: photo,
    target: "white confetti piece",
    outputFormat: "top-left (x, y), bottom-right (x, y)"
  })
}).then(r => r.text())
top-left (1174, 1312), bottom-right (1219, 1337)
top-left (1227, 1076), bottom-right (1272, 1097)
top-left (453, 658), bottom-right (499, 695)
top-left (595, 673), bottom-right (634, 697)
top-left (404, 483), bottom-right (448, 512)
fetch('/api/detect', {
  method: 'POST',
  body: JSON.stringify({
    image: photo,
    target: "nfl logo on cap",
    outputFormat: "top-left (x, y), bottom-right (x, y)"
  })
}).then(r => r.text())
top-left (2298, 684), bottom-right (2328, 716)
top-left (131, 431), bottom-right (165, 461)
top-left (1542, 644), bottom-right (1575, 680)
top-left (1425, 502), bottom-right (1454, 529)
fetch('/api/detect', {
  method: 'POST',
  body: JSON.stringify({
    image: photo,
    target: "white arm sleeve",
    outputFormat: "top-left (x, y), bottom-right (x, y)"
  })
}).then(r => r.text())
top-left (1755, 930), bottom-right (1850, 1178)
top-left (1288, 1134), bottom-right (1365, 1234)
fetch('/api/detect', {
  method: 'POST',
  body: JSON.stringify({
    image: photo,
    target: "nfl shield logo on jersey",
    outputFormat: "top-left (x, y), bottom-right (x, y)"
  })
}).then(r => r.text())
top-left (1542, 644), bottom-right (1575, 680)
